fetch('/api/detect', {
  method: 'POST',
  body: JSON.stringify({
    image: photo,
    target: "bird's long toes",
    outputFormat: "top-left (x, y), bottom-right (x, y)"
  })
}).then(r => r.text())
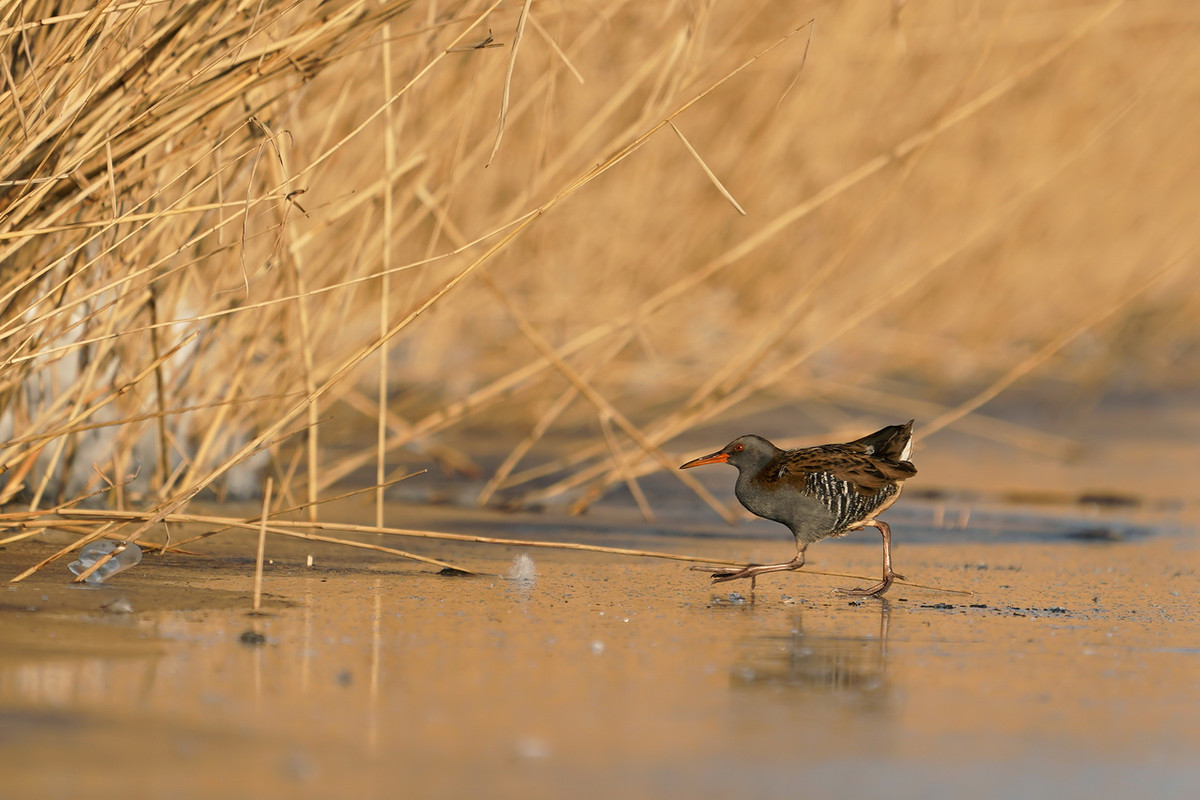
top-left (835, 583), bottom-right (887, 598)
top-left (690, 566), bottom-right (745, 578)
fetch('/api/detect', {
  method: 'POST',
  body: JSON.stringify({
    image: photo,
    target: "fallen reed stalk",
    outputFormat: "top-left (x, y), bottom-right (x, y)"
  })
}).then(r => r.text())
top-left (9, 506), bottom-right (968, 594)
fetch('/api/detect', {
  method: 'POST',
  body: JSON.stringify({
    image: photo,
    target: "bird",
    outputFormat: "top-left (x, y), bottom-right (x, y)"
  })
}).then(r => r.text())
top-left (679, 420), bottom-right (917, 596)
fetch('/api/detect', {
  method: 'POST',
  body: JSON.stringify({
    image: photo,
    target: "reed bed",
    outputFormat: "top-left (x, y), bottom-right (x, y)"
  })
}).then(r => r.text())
top-left (1, 1), bottom-right (1198, 579)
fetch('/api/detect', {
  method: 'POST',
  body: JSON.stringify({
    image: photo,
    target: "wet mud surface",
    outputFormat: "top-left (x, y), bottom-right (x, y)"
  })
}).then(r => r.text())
top-left (2, 506), bottom-right (1198, 800)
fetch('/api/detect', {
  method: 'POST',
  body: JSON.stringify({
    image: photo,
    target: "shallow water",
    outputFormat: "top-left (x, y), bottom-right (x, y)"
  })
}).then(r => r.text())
top-left (2, 506), bottom-right (1198, 800)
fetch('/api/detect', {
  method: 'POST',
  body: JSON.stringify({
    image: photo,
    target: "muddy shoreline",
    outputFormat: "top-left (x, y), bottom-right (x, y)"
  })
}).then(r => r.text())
top-left (2, 498), bottom-right (1197, 799)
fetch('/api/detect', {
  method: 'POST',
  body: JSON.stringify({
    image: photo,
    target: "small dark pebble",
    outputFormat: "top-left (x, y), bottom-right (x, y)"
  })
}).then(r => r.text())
top-left (1012, 612), bottom-right (1026, 617)
top-left (438, 567), bottom-right (472, 576)
top-left (1064, 527), bottom-right (1124, 542)
top-left (969, 603), bottom-right (988, 608)
top-left (239, 630), bottom-right (267, 646)
top-left (1077, 492), bottom-right (1140, 508)
top-left (921, 603), bottom-right (956, 610)
top-left (847, 600), bottom-right (865, 607)
top-left (1048, 607), bottom-right (1067, 614)
top-left (336, 670), bottom-right (353, 686)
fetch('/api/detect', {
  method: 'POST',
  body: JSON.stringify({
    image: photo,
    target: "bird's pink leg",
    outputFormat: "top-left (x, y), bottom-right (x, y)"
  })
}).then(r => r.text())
top-left (836, 520), bottom-right (905, 597)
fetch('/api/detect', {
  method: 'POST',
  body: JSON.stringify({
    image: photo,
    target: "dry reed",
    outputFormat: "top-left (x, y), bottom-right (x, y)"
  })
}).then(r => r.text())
top-left (1, 1), bottom-right (1197, 580)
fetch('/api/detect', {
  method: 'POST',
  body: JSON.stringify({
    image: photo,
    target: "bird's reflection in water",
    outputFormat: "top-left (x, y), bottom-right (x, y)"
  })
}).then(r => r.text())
top-left (731, 601), bottom-right (891, 712)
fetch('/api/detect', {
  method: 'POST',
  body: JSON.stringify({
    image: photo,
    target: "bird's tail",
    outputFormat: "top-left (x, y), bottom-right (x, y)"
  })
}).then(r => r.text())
top-left (849, 420), bottom-right (915, 464)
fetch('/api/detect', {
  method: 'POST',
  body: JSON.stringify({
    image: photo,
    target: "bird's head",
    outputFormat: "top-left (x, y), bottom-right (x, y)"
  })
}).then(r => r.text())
top-left (679, 434), bottom-right (778, 472)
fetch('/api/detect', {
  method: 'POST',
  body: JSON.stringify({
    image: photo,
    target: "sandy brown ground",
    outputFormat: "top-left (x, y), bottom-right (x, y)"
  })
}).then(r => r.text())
top-left (1, 503), bottom-right (1197, 800)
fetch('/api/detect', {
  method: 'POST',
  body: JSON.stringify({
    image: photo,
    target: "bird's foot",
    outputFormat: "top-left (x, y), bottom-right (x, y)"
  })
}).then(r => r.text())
top-left (690, 561), bottom-right (804, 585)
top-left (690, 564), bottom-right (755, 582)
top-left (835, 570), bottom-right (905, 598)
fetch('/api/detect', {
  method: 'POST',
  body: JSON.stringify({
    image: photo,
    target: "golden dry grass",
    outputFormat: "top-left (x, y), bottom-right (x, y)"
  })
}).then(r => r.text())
top-left (1, 0), bottom-right (1198, 548)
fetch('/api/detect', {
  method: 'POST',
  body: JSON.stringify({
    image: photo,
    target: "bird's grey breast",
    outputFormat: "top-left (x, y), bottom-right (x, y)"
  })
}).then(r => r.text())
top-left (734, 469), bottom-right (834, 541)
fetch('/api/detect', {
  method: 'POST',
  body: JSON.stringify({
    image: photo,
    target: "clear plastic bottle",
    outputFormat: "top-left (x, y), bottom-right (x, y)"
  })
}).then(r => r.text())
top-left (68, 540), bottom-right (143, 584)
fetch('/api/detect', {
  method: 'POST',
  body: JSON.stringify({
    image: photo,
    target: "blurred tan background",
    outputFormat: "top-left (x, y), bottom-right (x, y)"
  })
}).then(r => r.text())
top-left (1, 0), bottom-right (1197, 515)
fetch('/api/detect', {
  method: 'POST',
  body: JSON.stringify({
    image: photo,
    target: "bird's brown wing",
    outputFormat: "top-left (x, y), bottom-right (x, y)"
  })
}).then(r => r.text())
top-left (773, 445), bottom-right (916, 495)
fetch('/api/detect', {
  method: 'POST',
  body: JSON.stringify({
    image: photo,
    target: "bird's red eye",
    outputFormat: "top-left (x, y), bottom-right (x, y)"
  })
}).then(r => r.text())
top-left (733, 444), bottom-right (743, 452)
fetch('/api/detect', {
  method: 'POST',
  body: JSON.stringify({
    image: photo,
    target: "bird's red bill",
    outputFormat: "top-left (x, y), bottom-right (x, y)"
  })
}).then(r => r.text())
top-left (679, 451), bottom-right (729, 469)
